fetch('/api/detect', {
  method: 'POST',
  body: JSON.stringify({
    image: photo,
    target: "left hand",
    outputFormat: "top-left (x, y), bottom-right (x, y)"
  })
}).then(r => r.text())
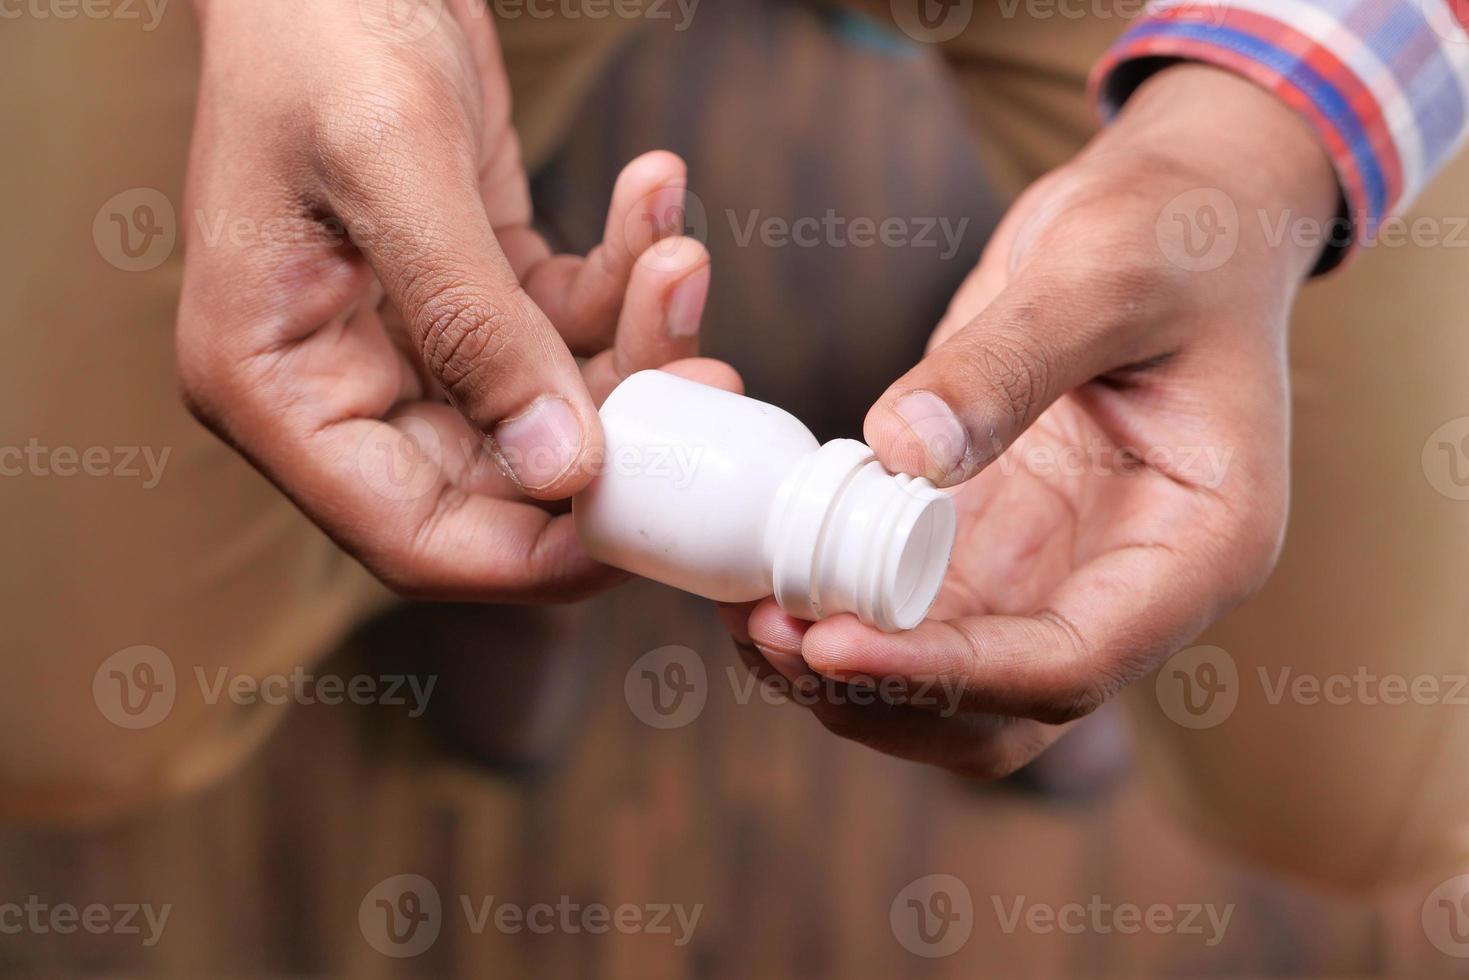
top-left (721, 65), bottom-right (1340, 776)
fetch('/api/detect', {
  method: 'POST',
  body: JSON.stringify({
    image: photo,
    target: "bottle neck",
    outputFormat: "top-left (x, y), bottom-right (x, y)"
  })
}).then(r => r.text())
top-left (766, 439), bottom-right (955, 633)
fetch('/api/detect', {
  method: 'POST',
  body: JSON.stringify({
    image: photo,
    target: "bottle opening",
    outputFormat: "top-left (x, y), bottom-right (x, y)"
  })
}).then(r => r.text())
top-left (886, 492), bottom-right (956, 631)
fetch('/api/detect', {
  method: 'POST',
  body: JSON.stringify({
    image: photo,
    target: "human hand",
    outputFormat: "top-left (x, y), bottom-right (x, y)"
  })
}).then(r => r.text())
top-left (177, 0), bottom-right (728, 601)
top-left (726, 65), bottom-right (1340, 775)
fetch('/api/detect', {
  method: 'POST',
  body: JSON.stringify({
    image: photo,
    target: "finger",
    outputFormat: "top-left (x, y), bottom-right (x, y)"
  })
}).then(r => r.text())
top-left (793, 542), bottom-right (1218, 725)
top-left (658, 357), bottom-right (743, 393)
top-left (804, 698), bottom-right (1065, 781)
top-left (581, 236), bottom-right (711, 402)
top-left (730, 638), bottom-right (1065, 779)
top-left (316, 115), bottom-right (598, 500)
top-left (863, 263), bottom-right (1145, 488)
top-left (745, 599), bottom-right (817, 683)
top-left (520, 151), bottom-right (691, 354)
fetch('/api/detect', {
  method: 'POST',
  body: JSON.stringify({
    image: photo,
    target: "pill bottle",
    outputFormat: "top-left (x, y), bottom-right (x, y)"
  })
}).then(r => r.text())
top-left (573, 370), bottom-right (955, 632)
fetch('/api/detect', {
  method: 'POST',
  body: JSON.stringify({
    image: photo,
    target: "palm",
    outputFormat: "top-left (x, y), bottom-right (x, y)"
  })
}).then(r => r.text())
top-left (933, 393), bottom-right (1213, 623)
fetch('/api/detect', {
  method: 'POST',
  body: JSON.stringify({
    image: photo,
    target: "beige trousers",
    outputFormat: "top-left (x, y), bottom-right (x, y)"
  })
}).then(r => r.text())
top-left (5, 1), bottom-right (1469, 889)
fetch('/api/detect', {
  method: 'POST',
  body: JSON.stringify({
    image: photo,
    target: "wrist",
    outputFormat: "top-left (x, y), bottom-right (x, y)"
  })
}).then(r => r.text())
top-left (1091, 63), bottom-right (1341, 281)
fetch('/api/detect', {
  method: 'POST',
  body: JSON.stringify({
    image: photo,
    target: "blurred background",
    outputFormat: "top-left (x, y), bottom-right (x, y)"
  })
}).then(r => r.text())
top-left (3, 1), bottom-right (1466, 977)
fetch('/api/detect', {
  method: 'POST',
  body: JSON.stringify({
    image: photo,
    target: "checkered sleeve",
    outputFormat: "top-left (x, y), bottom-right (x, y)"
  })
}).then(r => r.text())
top-left (1091, 0), bottom-right (1469, 268)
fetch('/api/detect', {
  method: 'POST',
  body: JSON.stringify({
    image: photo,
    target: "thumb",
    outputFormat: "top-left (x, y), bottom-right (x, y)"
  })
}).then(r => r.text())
top-left (323, 133), bottom-right (599, 500)
top-left (865, 272), bottom-right (1130, 486)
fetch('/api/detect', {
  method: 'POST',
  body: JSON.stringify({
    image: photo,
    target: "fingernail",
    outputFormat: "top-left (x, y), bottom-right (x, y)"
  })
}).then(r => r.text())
top-left (665, 265), bottom-right (709, 338)
top-left (893, 390), bottom-right (970, 481)
top-left (754, 643), bottom-right (806, 682)
top-left (490, 395), bottom-right (584, 490)
top-left (650, 183), bottom-right (687, 237)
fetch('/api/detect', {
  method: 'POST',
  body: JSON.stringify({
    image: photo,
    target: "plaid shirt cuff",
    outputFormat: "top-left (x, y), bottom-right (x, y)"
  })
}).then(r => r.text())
top-left (1091, 0), bottom-right (1469, 271)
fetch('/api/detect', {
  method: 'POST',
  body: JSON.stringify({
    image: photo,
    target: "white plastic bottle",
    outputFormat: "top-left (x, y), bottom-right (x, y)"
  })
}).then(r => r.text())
top-left (573, 370), bottom-right (956, 632)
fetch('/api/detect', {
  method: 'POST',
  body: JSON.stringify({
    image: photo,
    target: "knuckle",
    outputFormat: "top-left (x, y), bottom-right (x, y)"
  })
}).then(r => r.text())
top-left (959, 329), bottom-right (1049, 433)
top-left (1036, 674), bottom-right (1110, 725)
top-left (416, 286), bottom-right (528, 416)
top-left (313, 92), bottom-right (417, 185)
top-left (311, 81), bottom-right (468, 205)
top-left (1029, 611), bottom-right (1118, 724)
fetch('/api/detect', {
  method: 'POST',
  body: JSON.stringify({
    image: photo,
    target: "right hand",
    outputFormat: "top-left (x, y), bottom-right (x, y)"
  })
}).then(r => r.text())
top-left (177, 0), bottom-right (730, 601)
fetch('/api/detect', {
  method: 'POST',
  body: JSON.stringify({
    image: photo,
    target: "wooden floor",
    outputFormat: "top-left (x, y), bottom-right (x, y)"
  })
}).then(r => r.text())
top-left (3, 4), bottom-right (1465, 978)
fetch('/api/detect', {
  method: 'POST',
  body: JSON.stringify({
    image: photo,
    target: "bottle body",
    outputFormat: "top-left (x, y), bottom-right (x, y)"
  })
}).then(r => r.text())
top-left (573, 371), bottom-right (955, 632)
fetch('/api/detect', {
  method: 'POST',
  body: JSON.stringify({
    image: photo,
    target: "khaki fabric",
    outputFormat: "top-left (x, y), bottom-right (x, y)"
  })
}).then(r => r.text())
top-left (0, 8), bottom-right (389, 821)
top-left (7, 0), bottom-right (1469, 892)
